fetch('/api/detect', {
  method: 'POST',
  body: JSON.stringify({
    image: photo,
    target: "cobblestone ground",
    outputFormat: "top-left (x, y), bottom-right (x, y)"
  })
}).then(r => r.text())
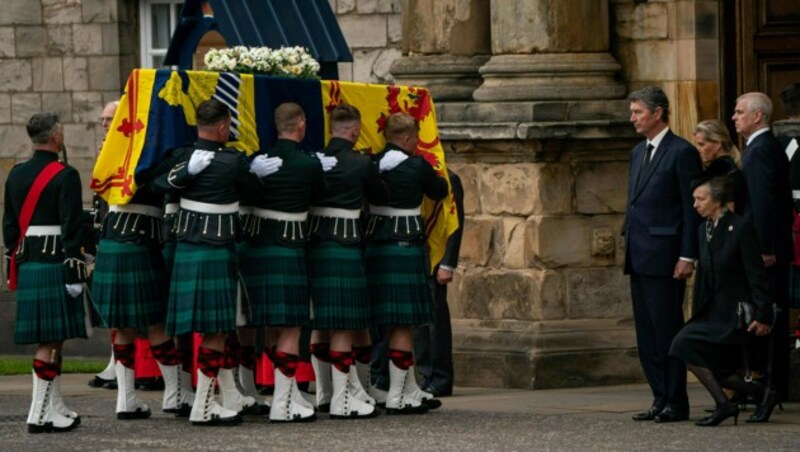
top-left (0, 375), bottom-right (798, 451)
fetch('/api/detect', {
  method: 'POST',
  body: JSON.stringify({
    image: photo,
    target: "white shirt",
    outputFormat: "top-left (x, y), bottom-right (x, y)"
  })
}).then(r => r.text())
top-left (746, 127), bottom-right (770, 147)
top-left (646, 126), bottom-right (670, 161)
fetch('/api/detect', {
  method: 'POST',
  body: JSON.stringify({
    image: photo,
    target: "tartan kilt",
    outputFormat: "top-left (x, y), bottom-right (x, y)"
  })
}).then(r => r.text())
top-left (308, 241), bottom-right (369, 330)
top-left (365, 242), bottom-right (432, 326)
top-left (92, 239), bottom-right (168, 329)
top-left (162, 239), bottom-right (176, 279)
top-left (239, 243), bottom-right (309, 327)
top-left (14, 261), bottom-right (88, 344)
top-left (166, 242), bottom-right (239, 335)
top-left (790, 265), bottom-right (800, 309)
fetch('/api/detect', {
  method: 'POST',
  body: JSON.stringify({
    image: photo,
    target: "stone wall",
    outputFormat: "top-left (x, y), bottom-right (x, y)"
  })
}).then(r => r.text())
top-left (0, 0), bottom-right (124, 210)
top-left (610, 0), bottom-right (720, 138)
top-left (329, 0), bottom-right (403, 83)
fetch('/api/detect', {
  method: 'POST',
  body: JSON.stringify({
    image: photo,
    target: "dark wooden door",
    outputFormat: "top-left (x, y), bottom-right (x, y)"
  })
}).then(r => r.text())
top-left (721, 0), bottom-right (800, 121)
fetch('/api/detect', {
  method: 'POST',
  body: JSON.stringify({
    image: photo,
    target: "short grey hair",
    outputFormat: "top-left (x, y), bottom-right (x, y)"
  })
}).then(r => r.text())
top-left (26, 112), bottom-right (60, 145)
top-left (737, 92), bottom-right (773, 123)
top-left (628, 86), bottom-right (670, 123)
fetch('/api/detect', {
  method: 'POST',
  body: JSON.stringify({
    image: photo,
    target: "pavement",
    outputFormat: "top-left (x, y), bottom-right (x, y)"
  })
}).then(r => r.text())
top-left (0, 374), bottom-right (798, 451)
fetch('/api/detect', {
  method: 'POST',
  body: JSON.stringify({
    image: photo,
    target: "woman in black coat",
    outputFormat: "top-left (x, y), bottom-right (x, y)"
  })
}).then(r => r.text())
top-left (670, 174), bottom-right (774, 426)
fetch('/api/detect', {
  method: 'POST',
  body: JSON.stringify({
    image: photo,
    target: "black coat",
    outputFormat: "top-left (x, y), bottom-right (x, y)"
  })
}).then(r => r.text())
top-left (741, 130), bottom-right (794, 262)
top-left (690, 212), bottom-right (771, 343)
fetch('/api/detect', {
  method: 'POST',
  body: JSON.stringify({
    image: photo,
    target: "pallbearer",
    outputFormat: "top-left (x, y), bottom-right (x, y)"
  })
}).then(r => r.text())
top-left (239, 102), bottom-right (328, 422)
top-left (4, 112), bottom-right (87, 433)
top-left (164, 98), bottom-right (281, 426)
top-left (366, 112), bottom-right (448, 414)
top-left (307, 104), bottom-right (388, 418)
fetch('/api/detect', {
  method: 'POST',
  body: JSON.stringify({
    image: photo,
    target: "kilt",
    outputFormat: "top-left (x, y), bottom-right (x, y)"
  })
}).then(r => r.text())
top-left (790, 265), bottom-right (800, 309)
top-left (92, 239), bottom-right (169, 329)
top-left (365, 242), bottom-right (432, 326)
top-left (166, 242), bottom-right (239, 335)
top-left (239, 244), bottom-right (309, 327)
top-left (162, 240), bottom-right (176, 279)
top-left (308, 241), bottom-right (369, 330)
top-left (15, 261), bottom-right (88, 344)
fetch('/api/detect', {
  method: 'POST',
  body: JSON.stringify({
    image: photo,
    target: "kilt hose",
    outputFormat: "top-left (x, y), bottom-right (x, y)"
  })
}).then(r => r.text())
top-left (14, 261), bottom-right (88, 344)
top-left (239, 243), bottom-right (309, 327)
top-left (92, 239), bottom-right (168, 329)
top-left (365, 242), bottom-right (432, 326)
top-left (308, 241), bottom-right (369, 330)
top-left (166, 241), bottom-right (240, 336)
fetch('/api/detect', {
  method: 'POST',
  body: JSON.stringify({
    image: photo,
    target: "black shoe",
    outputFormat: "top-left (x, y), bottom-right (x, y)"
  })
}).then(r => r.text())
top-left (117, 406), bottom-right (152, 420)
top-left (423, 386), bottom-right (453, 398)
top-left (746, 389), bottom-right (778, 423)
top-left (385, 404), bottom-right (429, 415)
top-left (192, 413), bottom-right (243, 426)
top-left (135, 377), bottom-right (164, 391)
top-left (632, 405), bottom-right (662, 421)
top-left (654, 406), bottom-right (689, 423)
top-left (695, 402), bottom-right (738, 427)
top-left (87, 376), bottom-right (116, 389)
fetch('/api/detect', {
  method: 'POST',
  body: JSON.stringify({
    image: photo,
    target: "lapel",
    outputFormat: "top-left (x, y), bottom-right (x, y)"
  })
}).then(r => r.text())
top-left (708, 211), bottom-right (731, 253)
top-left (632, 130), bottom-right (673, 201)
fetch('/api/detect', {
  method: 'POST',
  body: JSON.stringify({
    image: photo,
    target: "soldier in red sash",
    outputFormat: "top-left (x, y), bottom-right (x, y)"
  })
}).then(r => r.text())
top-left (4, 112), bottom-right (87, 433)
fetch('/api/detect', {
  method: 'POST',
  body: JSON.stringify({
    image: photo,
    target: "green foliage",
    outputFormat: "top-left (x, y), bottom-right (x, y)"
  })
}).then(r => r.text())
top-left (0, 356), bottom-right (107, 375)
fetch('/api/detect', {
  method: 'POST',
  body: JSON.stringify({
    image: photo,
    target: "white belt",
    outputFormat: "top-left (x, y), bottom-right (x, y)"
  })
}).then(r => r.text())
top-left (180, 199), bottom-right (239, 214)
top-left (309, 206), bottom-right (361, 219)
top-left (369, 205), bottom-right (421, 217)
top-left (239, 206), bottom-right (253, 215)
top-left (252, 208), bottom-right (308, 222)
top-left (793, 190), bottom-right (800, 200)
top-left (164, 203), bottom-right (179, 215)
top-left (109, 203), bottom-right (163, 218)
top-left (25, 225), bottom-right (61, 236)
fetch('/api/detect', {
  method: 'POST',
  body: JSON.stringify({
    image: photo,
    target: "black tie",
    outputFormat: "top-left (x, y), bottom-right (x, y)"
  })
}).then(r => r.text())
top-left (643, 143), bottom-right (654, 168)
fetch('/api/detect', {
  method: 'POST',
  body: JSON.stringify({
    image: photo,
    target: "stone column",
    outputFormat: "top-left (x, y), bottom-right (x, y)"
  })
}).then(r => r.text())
top-left (390, 0), bottom-right (490, 101)
top-left (473, 0), bottom-right (625, 101)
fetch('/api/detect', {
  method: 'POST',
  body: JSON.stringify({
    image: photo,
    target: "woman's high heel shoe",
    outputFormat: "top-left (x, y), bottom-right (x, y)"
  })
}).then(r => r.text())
top-left (746, 389), bottom-right (778, 423)
top-left (695, 403), bottom-right (739, 427)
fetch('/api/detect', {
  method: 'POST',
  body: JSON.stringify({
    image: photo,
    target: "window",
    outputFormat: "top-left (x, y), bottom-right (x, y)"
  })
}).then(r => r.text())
top-left (140, 0), bottom-right (184, 68)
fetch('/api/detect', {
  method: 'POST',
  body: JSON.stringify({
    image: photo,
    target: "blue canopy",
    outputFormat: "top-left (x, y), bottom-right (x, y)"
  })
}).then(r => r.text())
top-left (164, 0), bottom-right (352, 79)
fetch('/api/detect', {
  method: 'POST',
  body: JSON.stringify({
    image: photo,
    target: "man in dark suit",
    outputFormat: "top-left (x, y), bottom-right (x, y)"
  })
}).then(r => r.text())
top-left (413, 169), bottom-right (464, 397)
top-left (624, 86), bottom-right (702, 423)
top-left (734, 91), bottom-right (794, 403)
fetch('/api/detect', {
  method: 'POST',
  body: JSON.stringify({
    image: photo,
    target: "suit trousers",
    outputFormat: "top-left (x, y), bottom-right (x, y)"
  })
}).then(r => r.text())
top-left (630, 272), bottom-right (689, 411)
top-left (749, 263), bottom-right (790, 400)
top-left (413, 279), bottom-right (454, 393)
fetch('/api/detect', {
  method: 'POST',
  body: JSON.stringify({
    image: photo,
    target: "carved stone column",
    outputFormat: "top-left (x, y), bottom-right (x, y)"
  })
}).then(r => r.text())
top-left (390, 0), bottom-right (490, 101)
top-left (473, 0), bottom-right (625, 101)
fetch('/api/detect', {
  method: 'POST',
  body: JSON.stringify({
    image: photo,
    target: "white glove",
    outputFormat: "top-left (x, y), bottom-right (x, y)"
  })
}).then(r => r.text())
top-left (379, 149), bottom-right (408, 173)
top-left (250, 155), bottom-right (283, 177)
top-left (315, 152), bottom-right (338, 172)
top-left (65, 283), bottom-right (83, 298)
top-left (187, 150), bottom-right (215, 175)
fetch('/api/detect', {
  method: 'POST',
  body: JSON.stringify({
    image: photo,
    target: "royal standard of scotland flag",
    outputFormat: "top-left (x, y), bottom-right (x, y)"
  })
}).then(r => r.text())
top-left (91, 69), bottom-right (458, 272)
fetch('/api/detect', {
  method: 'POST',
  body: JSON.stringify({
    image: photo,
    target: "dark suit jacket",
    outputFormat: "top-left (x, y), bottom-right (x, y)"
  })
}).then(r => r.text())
top-left (439, 170), bottom-right (464, 269)
top-left (624, 130), bottom-right (702, 276)
top-left (741, 130), bottom-right (794, 263)
top-left (692, 212), bottom-right (771, 343)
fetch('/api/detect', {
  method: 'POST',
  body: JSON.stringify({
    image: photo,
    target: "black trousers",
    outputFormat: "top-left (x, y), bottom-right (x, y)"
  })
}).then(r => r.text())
top-left (413, 280), bottom-right (453, 393)
top-left (630, 272), bottom-right (689, 411)
top-left (749, 263), bottom-right (790, 400)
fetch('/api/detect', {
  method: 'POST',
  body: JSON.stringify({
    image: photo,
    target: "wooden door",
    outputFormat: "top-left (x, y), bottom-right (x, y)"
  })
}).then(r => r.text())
top-left (721, 0), bottom-right (800, 121)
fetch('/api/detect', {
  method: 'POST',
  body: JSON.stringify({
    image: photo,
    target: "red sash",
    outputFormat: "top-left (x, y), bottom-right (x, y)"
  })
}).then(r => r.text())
top-left (7, 161), bottom-right (65, 291)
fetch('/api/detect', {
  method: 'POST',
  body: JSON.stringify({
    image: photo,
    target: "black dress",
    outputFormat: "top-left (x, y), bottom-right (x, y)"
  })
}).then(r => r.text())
top-left (670, 211), bottom-right (771, 375)
top-left (706, 156), bottom-right (748, 215)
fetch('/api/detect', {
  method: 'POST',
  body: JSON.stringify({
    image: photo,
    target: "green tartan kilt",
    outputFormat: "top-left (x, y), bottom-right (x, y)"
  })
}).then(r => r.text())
top-left (92, 239), bottom-right (168, 329)
top-left (308, 241), bottom-right (369, 330)
top-left (166, 242), bottom-right (239, 335)
top-left (14, 261), bottom-right (88, 344)
top-left (239, 244), bottom-right (309, 327)
top-left (365, 242), bottom-right (432, 326)
top-left (162, 239), bottom-right (176, 279)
